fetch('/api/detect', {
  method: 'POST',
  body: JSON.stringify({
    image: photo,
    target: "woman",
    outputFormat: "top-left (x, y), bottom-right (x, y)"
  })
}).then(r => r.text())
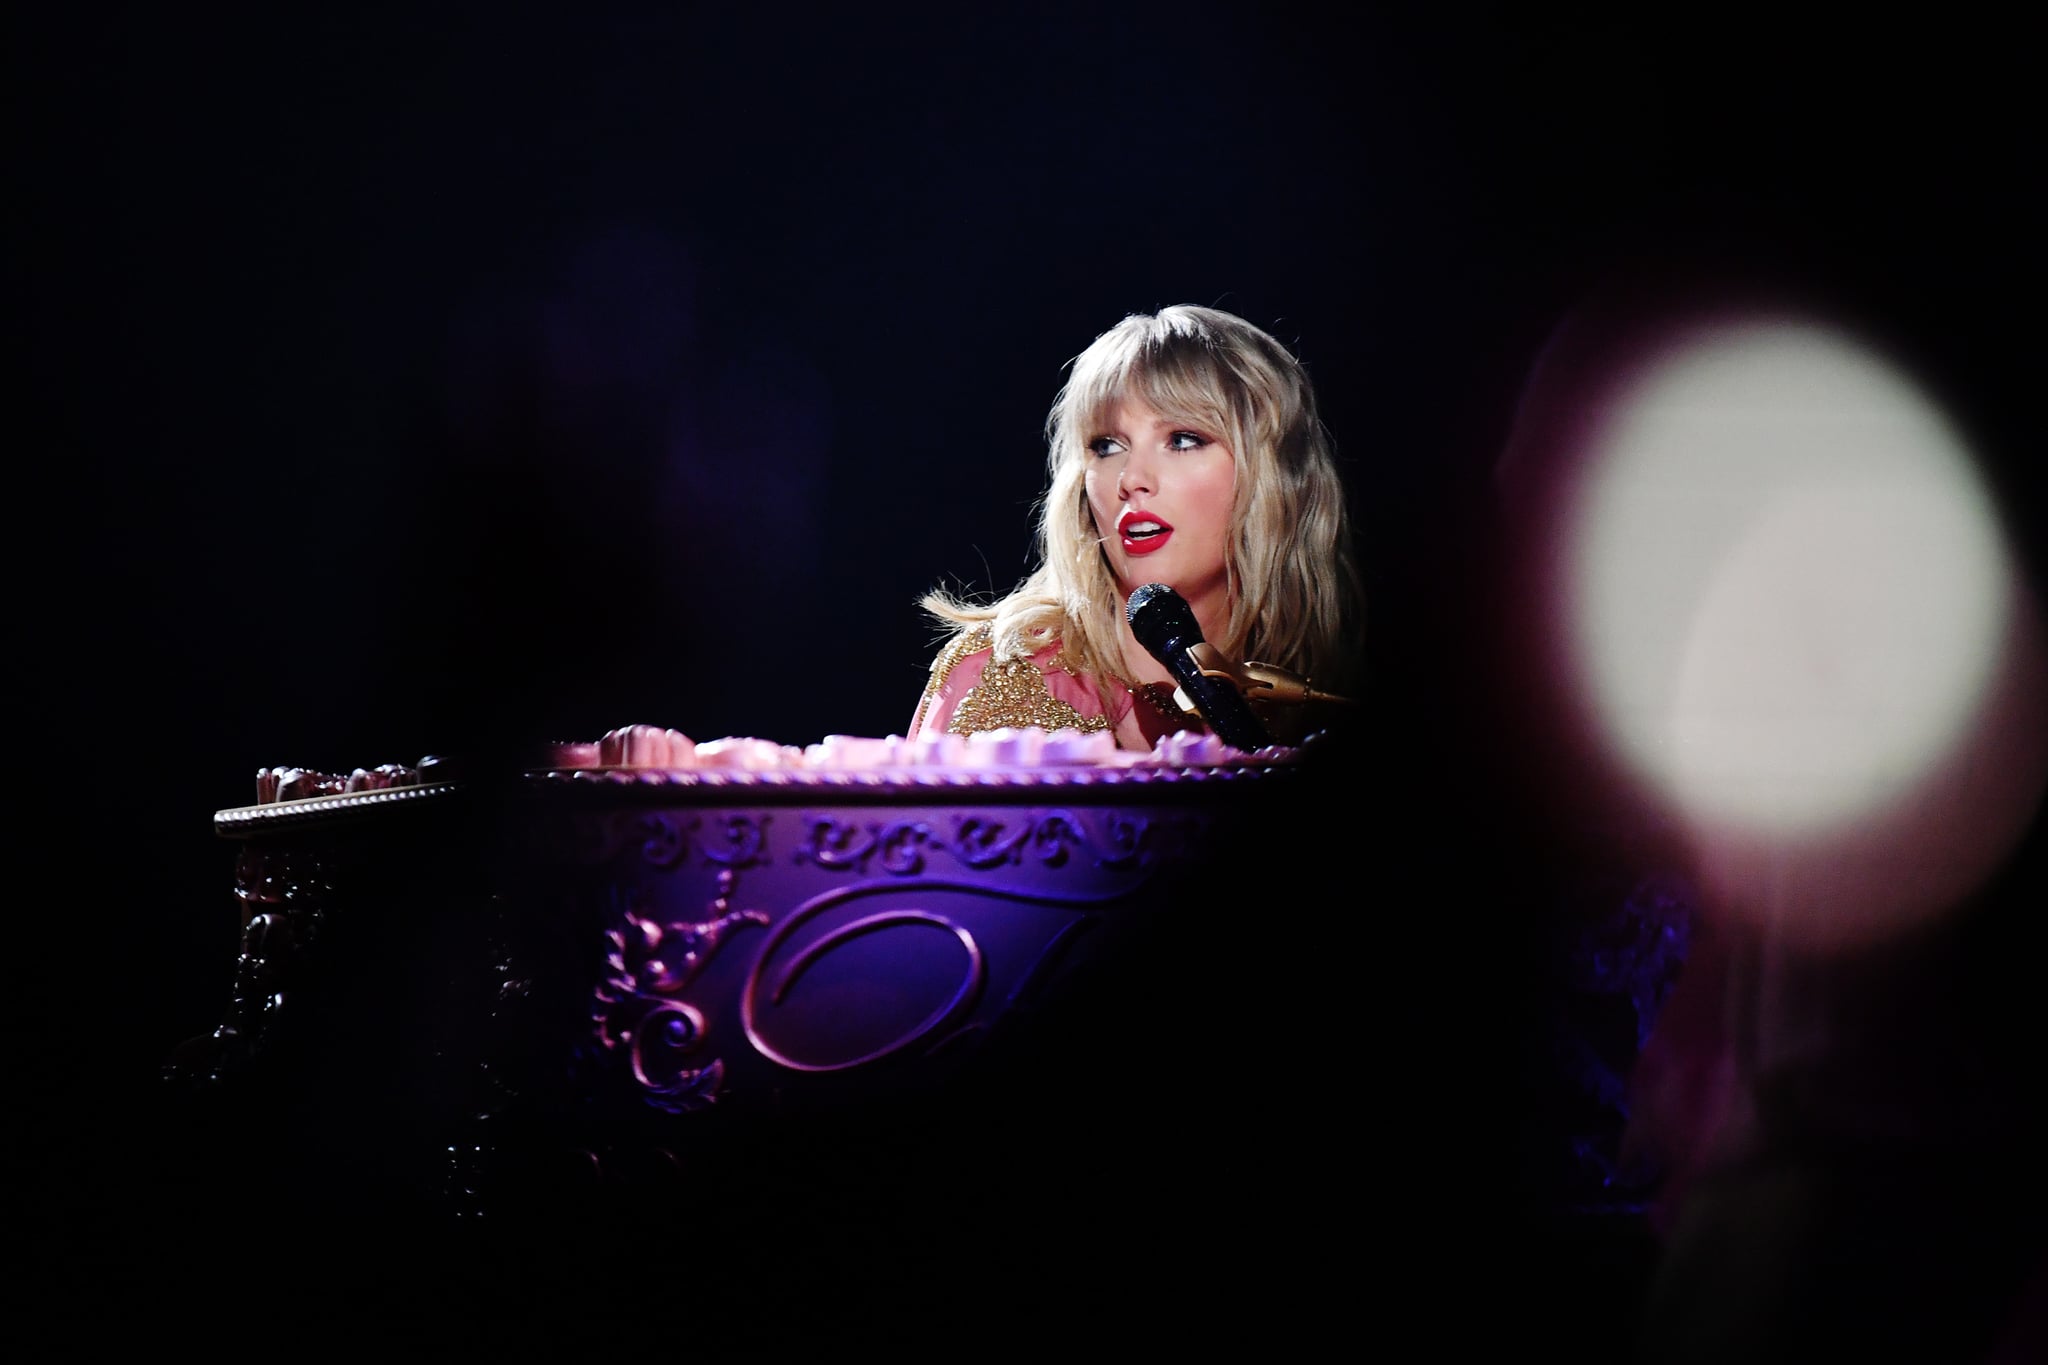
top-left (911, 305), bottom-right (1363, 751)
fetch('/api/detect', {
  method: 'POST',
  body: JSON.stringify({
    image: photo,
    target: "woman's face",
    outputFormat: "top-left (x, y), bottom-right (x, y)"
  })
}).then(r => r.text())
top-left (1083, 394), bottom-right (1238, 624)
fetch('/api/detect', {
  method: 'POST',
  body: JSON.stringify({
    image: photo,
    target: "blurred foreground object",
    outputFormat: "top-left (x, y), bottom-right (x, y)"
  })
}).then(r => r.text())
top-left (1499, 283), bottom-right (2046, 1360)
top-left (1507, 305), bottom-right (2046, 951)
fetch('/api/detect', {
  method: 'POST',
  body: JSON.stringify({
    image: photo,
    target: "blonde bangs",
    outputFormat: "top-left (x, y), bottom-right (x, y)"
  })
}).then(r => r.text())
top-left (1056, 318), bottom-right (1247, 459)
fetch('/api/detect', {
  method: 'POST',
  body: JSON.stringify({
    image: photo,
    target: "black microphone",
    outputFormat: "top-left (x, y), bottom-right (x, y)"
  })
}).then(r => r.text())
top-left (1125, 582), bottom-right (1274, 753)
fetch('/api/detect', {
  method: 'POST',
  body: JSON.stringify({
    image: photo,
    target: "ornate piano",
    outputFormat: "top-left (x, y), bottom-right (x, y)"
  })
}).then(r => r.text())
top-left (167, 726), bottom-right (1344, 1234)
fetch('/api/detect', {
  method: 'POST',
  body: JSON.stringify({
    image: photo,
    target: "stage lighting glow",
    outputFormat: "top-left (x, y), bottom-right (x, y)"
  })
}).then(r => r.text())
top-left (1569, 318), bottom-right (2007, 835)
top-left (1556, 314), bottom-right (2046, 946)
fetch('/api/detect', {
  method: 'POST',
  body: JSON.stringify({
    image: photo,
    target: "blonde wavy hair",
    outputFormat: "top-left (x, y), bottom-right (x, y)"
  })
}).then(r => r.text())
top-left (923, 304), bottom-right (1363, 706)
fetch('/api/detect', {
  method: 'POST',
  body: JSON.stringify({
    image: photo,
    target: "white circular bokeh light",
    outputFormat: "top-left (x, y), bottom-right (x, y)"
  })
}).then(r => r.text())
top-left (1555, 313), bottom-right (2046, 947)
top-left (1568, 318), bottom-right (2009, 836)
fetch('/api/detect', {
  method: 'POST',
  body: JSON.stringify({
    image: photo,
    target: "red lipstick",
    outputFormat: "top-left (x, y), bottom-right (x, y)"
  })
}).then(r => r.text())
top-left (1116, 507), bottom-right (1174, 555)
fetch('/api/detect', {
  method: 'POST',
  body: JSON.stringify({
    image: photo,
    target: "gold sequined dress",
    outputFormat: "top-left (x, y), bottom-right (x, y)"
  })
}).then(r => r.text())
top-left (909, 624), bottom-right (1198, 750)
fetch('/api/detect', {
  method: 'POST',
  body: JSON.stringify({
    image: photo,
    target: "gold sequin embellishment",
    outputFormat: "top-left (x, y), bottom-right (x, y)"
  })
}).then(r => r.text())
top-left (914, 624), bottom-right (1111, 738)
top-left (949, 655), bottom-right (1110, 737)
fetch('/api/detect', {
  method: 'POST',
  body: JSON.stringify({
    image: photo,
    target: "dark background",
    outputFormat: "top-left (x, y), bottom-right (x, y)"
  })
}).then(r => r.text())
top-left (15, 3), bottom-right (2041, 1351)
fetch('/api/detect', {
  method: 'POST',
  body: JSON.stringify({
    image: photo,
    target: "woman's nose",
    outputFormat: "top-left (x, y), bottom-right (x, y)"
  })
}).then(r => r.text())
top-left (1118, 453), bottom-right (1156, 499)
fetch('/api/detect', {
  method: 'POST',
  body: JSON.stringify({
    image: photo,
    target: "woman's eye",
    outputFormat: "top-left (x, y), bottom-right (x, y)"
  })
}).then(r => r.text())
top-left (1088, 436), bottom-right (1125, 458)
top-left (1168, 431), bottom-right (1210, 451)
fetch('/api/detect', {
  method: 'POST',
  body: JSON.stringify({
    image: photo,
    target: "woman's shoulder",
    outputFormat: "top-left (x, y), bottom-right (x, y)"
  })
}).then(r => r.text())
top-left (924, 622), bottom-right (999, 682)
top-left (923, 621), bottom-right (1078, 682)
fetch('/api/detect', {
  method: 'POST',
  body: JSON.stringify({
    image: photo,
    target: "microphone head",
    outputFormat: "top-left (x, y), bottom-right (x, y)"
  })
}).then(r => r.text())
top-left (1126, 581), bottom-right (1203, 659)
